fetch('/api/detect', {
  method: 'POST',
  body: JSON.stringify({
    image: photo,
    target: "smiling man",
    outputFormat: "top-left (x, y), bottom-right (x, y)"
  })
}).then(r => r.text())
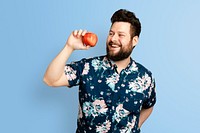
top-left (43, 9), bottom-right (156, 133)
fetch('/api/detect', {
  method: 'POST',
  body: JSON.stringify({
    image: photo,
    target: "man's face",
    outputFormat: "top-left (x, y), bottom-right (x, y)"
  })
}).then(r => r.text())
top-left (106, 22), bottom-right (135, 61)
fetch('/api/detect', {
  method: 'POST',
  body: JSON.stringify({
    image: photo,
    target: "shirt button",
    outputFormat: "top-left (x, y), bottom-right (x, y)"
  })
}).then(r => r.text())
top-left (112, 106), bottom-right (115, 110)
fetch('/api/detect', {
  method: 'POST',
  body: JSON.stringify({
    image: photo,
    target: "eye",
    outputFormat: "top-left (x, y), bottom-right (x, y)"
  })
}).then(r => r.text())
top-left (109, 32), bottom-right (114, 36)
top-left (119, 34), bottom-right (125, 37)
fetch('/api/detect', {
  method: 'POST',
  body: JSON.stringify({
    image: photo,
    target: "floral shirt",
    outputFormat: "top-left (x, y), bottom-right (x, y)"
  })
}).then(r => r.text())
top-left (64, 56), bottom-right (156, 133)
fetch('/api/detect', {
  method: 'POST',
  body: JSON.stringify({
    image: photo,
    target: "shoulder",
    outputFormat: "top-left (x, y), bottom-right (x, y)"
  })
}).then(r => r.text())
top-left (134, 60), bottom-right (153, 77)
top-left (79, 55), bottom-right (106, 63)
top-left (69, 55), bottom-right (106, 69)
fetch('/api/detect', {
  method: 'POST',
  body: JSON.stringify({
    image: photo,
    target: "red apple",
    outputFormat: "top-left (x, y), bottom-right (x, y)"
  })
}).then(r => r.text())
top-left (83, 32), bottom-right (98, 47)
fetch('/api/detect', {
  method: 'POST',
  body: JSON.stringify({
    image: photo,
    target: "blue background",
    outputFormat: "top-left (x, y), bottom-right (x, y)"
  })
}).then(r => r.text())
top-left (1, 0), bottom-right (200, 132)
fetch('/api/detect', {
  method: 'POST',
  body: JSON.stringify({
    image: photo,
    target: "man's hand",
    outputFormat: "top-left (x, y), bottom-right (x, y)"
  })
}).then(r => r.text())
top-left (66, 29), bottom-right (91, 51)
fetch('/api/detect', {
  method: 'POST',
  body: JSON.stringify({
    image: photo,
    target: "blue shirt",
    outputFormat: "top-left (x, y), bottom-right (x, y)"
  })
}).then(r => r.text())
top-left (65, 55), bottom-right (156, 133)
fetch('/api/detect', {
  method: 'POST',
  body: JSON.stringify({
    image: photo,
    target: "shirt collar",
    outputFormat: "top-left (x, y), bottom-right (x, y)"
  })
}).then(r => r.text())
top-left (104, 56), bottom-right (135, 72)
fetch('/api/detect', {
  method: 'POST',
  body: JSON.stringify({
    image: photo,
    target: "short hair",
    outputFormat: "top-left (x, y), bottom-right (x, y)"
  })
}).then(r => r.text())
top-left (111, 9), bottom-right (141, 37)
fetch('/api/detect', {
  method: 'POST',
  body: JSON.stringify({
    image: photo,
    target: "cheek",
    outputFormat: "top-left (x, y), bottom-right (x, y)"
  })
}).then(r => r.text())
top-left (106, 36), bottom-right (111, 44)
top-left (120, 38), bottom-right (131, 45)
top-left (118, 39), bottom-right (127, 46)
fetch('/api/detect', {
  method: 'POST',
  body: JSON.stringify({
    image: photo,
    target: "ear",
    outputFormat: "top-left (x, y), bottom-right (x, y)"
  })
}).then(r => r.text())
top-left (132, 36), bottom-right (139, 47)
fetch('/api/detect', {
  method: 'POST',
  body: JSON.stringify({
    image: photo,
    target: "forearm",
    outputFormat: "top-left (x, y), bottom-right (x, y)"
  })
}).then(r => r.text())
top-left (43, 30), bottom-right (90, 87)
top-left (43, 45), bottom-right (73, 86)
top-left (138, 107), bottom-right (153, 128)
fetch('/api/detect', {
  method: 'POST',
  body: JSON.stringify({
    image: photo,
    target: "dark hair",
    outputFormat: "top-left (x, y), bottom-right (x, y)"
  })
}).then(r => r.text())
top-left (111, 9), bottom-right (141, 37)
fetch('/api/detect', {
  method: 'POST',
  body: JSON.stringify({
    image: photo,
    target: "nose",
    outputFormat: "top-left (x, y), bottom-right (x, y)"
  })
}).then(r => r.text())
top-left (111, 34), bottom-right (118, 43)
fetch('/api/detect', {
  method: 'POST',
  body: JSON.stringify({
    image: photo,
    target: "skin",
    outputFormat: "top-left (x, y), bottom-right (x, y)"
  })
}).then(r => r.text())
top-left (43, 22), bottom-right (154, 128)
top-left (43, 29), bottom-right (89, 87)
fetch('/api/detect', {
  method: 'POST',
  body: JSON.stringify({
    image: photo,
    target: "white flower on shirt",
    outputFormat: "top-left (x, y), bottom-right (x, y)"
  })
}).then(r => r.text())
top-left (126, 62), bottom-right (138, 74)
top-left (106, 73), bottom-right (120, 92)
top-left (127, 73), bottom-right (151, 93)
top-left (112, 104), bottom-right (129, 123)
top-left (82, 99), bottom-right (108, 118)
top-left (92, 59), bottom-right (101, 71)
top-left (92, 58), bottom-right (110, 71)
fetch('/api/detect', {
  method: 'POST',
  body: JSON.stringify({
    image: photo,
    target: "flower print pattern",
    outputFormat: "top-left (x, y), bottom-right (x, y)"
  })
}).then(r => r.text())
top-left (96, 120), bottom-right (111, 133)
top-left (91, 57), bottom-right (110, 72)
top-left (127, 73), bottom-right (152, 94)
top-left (92, 59), bottom-right (101, 71)
top-left (65, 56), bottom-right (156, 133)
top-left (64, 66), bottom-right (77, 81)
top-left (82, 63), bottom-right (90, 75)
top-left (142, 73), bottom-right (152, 90)
top-left (102, 57), bottom-right (111, 69)
top-left (83, 99), bottom-right (108, 118)
top-left (83, 102), bottom-right (94, 117)
top-left (93, 99), bottom-right (108, 114)
top-left (125, 61), bottom-right (138, 74)
top-left (106, 73), bottom-right (120, 92)
top-left (148, 78), bottom-right (155, 97)
top-left (113, 104), bottom-right (129, 122)
top-left (120, 116), bottom-right (136, 133)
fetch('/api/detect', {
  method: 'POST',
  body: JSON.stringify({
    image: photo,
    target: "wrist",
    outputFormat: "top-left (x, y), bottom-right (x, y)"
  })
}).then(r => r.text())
top-left (65, 44), bottom-right (74, 52)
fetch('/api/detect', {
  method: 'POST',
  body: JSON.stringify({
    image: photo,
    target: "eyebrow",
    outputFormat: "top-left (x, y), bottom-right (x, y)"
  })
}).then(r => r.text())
top-left (109, 30), bottom-right (126, 34)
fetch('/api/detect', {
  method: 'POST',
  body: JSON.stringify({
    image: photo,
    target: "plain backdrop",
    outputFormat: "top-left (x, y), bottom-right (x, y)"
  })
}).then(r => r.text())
top-left (1, 0), bottom-right (200, 133)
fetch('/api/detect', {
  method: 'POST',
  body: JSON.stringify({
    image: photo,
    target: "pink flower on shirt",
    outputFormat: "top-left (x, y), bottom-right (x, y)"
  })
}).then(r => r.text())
top-left (96, 120), bottom-right (111, 133)
top-left (82, 63), bottom-right (90, 75)
top-left (64, 66), bottom-right (77, 81)
top-left (93, 99), bottom-right (108, 114)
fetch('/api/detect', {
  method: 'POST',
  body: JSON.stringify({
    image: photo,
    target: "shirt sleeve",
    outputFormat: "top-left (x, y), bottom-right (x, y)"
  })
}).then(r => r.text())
top-left (142, 76), bottom-right (156, 109)
top-left (64, 59), bottom-right (85, 87)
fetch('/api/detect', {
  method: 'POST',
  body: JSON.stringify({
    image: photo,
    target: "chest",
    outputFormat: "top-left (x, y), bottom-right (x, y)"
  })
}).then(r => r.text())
top-left (79, 70), bottom-right (147, 114)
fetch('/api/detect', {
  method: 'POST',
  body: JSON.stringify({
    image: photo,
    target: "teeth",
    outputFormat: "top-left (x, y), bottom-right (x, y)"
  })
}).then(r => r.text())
top-left (111, 45), bottom-right (119, 48)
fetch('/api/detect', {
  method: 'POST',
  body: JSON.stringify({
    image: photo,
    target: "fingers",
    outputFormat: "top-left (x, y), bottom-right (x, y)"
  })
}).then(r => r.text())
top-left (73, 29), bottom-right (87, 37)
top-left (82, 30), bottom-right (87, 36)
top-left (69, 29), bottom-right (91, 50)
top-left (83, 45), bottom-right (91, 50)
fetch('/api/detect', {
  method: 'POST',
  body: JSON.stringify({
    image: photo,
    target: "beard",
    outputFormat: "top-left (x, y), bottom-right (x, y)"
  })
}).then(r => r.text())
top-left (106, 41), bottom-right (134, 61)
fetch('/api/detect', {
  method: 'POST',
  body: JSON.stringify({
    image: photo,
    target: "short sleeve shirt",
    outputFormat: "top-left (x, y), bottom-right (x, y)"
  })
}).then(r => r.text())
top-left (64, 56), bottom-right (156, 133)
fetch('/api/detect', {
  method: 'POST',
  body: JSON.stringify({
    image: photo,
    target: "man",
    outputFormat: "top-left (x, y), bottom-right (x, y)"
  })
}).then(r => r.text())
top-left (43, 9), bottom-right (156, 133)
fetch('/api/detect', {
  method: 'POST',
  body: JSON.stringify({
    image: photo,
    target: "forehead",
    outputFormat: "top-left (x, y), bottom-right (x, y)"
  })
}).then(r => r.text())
top-left (110, 22), bottom-right (131, 33)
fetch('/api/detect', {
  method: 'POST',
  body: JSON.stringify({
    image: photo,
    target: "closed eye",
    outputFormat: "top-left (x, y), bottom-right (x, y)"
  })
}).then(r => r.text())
top-left (119, 34), bottom-right (125, 37)
top-left (109, 32), bottom-right (114, 36)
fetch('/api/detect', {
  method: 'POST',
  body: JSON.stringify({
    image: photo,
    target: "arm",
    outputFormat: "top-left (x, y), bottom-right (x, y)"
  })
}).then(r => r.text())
top-left (43, 30), bottom-right (90, 87)
top-left (138, 107), bottom-right (153, 128)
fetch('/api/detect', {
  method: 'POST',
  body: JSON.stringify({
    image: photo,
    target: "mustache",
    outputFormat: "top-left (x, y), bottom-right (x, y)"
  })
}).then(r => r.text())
top-left (108, 41), bottom-right (122, 47)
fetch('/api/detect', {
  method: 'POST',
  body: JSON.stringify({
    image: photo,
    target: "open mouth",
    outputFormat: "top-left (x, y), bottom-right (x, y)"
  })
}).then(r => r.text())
top-left (108, 42), bottom-right (122, 50)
